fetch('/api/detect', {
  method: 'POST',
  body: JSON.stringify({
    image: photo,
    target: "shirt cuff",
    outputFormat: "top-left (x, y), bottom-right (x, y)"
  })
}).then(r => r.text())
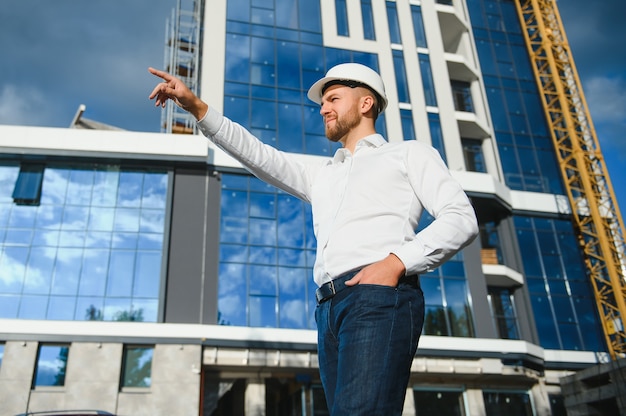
top-left (197, 107), bottom-right (224, 137)
top-left (392, 238), bottom-right (433, 275)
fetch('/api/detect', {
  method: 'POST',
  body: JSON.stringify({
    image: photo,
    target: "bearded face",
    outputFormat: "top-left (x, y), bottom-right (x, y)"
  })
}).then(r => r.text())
top-left (324, 100), bottom-right (362, 143)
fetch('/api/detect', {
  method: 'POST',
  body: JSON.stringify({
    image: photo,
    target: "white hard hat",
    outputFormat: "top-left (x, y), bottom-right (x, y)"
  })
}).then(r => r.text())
top-left (307, 63), bottom-right (388, 113)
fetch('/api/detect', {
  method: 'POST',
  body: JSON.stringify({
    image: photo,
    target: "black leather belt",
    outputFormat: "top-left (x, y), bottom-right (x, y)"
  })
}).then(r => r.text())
top-left (315, 270), bottom-right (419, 305)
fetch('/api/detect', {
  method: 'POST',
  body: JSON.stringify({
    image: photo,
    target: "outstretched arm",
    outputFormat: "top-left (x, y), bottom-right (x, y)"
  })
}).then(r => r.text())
top-left (149, 67), bottom-right (317, 202)
top-left (148, 67), bottom-right (208, 120)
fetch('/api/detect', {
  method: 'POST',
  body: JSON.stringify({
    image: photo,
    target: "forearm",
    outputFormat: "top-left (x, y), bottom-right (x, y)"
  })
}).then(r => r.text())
top-left (197, 107), bottom-right (317, 202)
top-left (393, 207), bottom-right (478, 275)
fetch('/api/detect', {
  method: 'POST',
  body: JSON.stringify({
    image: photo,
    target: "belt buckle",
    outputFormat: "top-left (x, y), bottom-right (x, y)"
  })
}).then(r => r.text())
top-left (316, 278), bottom-right (338, 305)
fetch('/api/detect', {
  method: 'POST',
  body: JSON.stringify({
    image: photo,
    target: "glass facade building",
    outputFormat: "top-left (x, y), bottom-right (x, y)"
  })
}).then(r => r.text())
top-left (0, 0), bottom-right (618, 415)
top-left (466, 0), bottom-right (604, 353)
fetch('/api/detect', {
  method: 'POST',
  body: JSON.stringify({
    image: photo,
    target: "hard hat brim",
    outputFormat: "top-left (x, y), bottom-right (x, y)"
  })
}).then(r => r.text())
top-left (307, 75), bottom-right (347, 105)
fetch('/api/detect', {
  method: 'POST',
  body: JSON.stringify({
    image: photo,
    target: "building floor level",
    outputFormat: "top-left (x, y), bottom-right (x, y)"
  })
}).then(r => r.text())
top-left (1, 335), bottom-right (595, 416)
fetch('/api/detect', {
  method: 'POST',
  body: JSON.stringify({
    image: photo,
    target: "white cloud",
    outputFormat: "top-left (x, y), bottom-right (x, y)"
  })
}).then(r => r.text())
top-left (219, 294), bottom-right (243, 318)
top-left (0, 251), bottom-right (27, 286)
top-left (280, 299), bottom-right (307, 327)
top-left (0, 84), bottom-right (57, 127)
top-left (581, 75), bottom-right (626, 172)
top-left (584, 76), bottom-right (626, 124)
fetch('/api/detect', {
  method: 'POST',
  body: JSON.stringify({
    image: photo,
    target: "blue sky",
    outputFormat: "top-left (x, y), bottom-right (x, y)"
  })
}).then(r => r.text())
top-left (1, 0), bottom-right (625, 213)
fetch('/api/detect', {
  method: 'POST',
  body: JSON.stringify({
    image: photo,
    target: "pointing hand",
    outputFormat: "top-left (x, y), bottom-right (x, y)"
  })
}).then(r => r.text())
top-left (148, 67), bottom-right (208, 120)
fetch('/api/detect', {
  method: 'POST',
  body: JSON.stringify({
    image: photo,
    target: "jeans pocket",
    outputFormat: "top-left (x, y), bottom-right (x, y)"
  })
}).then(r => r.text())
top-left (352, 283), bottom-right (398, 308)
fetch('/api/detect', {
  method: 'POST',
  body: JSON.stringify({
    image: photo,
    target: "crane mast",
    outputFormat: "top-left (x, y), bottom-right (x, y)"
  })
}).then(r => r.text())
top-left (513, 0), bottom-right (626, 359)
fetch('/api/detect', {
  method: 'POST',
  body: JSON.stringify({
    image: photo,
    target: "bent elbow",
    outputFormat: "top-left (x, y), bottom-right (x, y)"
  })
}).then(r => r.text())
top-left (461, 208), bottom-right (479, 245)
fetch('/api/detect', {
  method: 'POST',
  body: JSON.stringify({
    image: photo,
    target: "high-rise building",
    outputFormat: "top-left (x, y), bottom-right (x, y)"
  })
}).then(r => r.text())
top-left (1, 0), bottom-right (624, 415)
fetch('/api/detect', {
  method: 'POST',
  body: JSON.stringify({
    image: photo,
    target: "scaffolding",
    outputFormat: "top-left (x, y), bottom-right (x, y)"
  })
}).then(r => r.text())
top-left (162, 0), bottom-right (204, 134)
top-left (515, 0), bottom-right (626, 359)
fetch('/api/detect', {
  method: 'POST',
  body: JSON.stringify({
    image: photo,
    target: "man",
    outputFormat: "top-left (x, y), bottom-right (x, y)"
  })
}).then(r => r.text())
top-left (149, 63), bottom-right (478, 415)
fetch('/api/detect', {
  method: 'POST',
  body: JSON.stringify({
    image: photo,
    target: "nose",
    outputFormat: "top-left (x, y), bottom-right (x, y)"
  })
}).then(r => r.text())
top-left (320, 101), bottom-right (330, 116)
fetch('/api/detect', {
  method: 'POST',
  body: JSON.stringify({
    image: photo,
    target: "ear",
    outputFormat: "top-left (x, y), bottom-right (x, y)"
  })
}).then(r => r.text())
top-left (360, 95), bottom-right (375, 115)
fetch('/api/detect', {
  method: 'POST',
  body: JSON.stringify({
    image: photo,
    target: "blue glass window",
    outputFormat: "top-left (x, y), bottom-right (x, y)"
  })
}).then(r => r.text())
top-left (299, 0), bottom-right (322, 33)
top-left (451, 81), bottom-right (474, 112)
top-left (428, 113), bottom-right (447, 164)
top-left (277, 41), bottom-right (301, 90)
top-left (121, 345), bottom-right (153, 388)
top-left (0, 163), bottom-right (168, 322)
top-left (34, 344), bottom-right (69, 387)
top-left (462, 138), bottom-right (487, 172)
top-left (488, 287), bottom-right (520, 339)
top-left (0, 343), bottom-right (4, 369)
top-left (419, 53), bottom-right (437, 106)
top-left (336, 0), bottom-right (349, 36)
top-left (361, 0), bottom-right (376, 40)
top-left (401, 109), bottom-right (415, 141)
top-left (276, 0), bottom-right (299, 29)
top-left (422, 274), bottom-right (474, 337)
top-left (393, 50), bottom-right (410, 103)
top-left (411, 5), bottom-right (427, 48)
top-left (386, 1), bottom-right (402, 44)
top-left (12, 164), bottom-right (44, 206)
top-left (251, 2), bottom-right (275, 26)
top-left (218, 174), bottom-right (316, 329)
top-left (227, 0), bottom-right (250, 22)
top-left (226, 34), bottom-right (251, 84)
top-left (421, 248), bottom-right (474, 338)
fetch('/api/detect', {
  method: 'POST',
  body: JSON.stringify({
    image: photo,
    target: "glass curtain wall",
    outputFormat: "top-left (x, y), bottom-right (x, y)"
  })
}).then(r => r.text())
top-left (218, 174), bottom-right (317, 329)
top-left (0, 162), bottom-right (168, 322)
top-left (467, 0), bottom-right (605, 351)
top-left (515, 216), bottom-right (604, 350)
top-left (222, 0), bottom-right (379, 328)
top-left (224, 4), bottom-right (383, 155)
top-left (219, 0), bottom-right (475, 332)
top-left (466, 0), bottom-right (563, 194)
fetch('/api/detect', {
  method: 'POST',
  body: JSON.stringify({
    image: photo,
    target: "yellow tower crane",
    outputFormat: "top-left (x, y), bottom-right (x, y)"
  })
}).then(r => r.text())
top-left (513, 0), bottom-right (626, 359)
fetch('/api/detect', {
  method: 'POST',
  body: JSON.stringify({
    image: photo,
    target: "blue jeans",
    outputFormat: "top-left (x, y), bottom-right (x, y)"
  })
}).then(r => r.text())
top-left (315, 277), bottom-right (425, 415)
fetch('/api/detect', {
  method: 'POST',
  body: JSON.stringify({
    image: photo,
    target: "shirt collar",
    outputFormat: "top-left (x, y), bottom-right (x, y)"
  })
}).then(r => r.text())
top-left (332, 134), bottom-right (387, 163)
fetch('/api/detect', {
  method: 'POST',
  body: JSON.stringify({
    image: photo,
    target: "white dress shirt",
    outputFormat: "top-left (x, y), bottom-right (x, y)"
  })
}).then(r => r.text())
top-left (198, 107), bottom-right (478, 286)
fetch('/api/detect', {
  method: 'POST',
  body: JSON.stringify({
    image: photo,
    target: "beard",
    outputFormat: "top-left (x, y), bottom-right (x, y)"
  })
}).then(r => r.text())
top-left (325, 105), bottom-right (361, 143)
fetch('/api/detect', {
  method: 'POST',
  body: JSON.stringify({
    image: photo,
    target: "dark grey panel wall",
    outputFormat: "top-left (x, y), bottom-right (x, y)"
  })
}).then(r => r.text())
top-left (164, 168), bottom-right (221, 324)
top-left (464, 239), bottom-right (497, 339)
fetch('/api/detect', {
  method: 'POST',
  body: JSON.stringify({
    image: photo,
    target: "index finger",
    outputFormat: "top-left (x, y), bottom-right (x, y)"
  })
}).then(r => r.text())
top-left (148, 67), bottom-right (174, 82)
